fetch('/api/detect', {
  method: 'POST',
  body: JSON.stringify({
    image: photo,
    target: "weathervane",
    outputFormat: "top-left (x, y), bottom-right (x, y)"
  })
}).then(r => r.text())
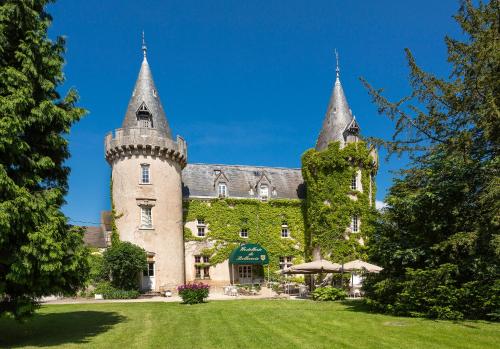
top-left (335, 49), bottom-right (340, 79)
top-left (142, 31), bottom-right (147, 58)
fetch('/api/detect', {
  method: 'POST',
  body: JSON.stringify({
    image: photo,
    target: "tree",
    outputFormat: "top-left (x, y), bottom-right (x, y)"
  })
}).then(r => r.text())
top-left (0, 0), bottom-right (89, 319)
top-left (103, 242), bottom-right (147, 290)
top-left (362, 0), bottom-right (499, 320)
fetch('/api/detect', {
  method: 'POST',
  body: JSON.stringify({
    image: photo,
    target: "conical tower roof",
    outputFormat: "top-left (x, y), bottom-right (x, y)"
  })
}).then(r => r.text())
top-left (121, 40), bottom-right (172, 138)
top-left (315, 55), bottom-right (357, 151)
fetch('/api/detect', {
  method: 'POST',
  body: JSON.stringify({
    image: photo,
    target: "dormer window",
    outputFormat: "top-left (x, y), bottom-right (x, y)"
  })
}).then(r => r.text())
top-left (137, 102), bottom-right (153, 128)
top-left (260, 185), bottom-right (269, 201)
top-left (218, 182), bottom-right (227, 198)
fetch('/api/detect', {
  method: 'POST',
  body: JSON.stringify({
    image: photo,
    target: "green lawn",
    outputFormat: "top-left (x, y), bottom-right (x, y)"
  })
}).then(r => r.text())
top-left (0, 300), bottom-right (498, 349)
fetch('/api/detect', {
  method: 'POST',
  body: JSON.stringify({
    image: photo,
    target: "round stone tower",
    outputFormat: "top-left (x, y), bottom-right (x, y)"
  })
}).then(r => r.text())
top-left (105, 42), bottom-right (187, 292)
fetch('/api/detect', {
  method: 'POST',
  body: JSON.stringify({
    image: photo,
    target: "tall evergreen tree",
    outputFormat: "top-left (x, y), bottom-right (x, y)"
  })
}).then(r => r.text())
top-left (0, 0), bottom-right (89, 318)
top-left (362, 0), bottom-right (499, 320)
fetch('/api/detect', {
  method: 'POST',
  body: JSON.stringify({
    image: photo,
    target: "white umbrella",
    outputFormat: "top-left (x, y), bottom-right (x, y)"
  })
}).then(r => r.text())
top-left (342, 259), bottom-right (383, 273)
top-left (281, 259), bottom-right (342, 274)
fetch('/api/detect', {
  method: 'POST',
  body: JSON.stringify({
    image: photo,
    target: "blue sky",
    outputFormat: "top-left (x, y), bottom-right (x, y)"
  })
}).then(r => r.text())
top-left (48, 0), bottom-right (462, 225)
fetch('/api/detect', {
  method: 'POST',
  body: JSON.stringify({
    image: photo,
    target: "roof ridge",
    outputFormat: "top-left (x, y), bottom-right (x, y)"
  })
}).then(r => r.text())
top-left (186, 163), bottom-right (302, 170)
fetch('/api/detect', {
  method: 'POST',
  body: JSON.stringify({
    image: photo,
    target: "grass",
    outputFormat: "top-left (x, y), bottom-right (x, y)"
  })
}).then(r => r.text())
top-left (0, 300), bottom-right (498, 349)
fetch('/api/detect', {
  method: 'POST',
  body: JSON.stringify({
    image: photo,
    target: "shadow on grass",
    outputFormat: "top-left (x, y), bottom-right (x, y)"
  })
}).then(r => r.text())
top-left (0, 311), bottom-right (126, 348)
top-left (340, 299), bottom-right (373, 313)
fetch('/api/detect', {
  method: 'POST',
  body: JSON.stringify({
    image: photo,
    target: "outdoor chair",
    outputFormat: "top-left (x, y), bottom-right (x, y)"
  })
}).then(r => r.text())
top-left (349, 286), bottom-right (362, 298)
top-left (298, 285), bottom-right (309, 298)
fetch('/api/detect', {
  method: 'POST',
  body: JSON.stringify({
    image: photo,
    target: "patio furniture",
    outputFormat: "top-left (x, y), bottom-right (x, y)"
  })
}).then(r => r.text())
top-left (230, 287), bottom-right (238, 296)
top-left (299, 285), bottom-right (309, 298)
top-left (349, 286), bottom-right (362, 298)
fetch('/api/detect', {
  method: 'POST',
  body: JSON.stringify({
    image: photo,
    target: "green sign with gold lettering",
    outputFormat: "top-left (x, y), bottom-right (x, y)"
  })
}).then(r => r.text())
top-left (229, 244), bottom-right (269, 265)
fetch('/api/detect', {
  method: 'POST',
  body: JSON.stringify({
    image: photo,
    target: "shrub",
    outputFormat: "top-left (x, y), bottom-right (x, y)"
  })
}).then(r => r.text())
top-left (178, 283), bottom-right (210, 304)
top-left (103, 241), bottom-right (147, 290)
top-left (364, 264), bottom-right (500, 320)
top-left (87, 252), bottom-right (106, 284)
top-left (311, 286), bottom-right (347, 301)
top-left (94, 281), bottom-right (140, 299)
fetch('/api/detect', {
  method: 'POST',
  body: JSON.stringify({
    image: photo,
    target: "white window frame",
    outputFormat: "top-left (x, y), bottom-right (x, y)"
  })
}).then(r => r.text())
top-left (279, 256), bottom-right (293, 270)
top-left (196, 218), bottom-right (206, 237)
top-left (351, 215), bottom-right (359, 233)
top-left (240, 228), bottom-right (249, 239)
top-left (351, 174), bottom-right (357, 190)
top-left (194, 255), bottom-right (210, 279)
top-left (260, 184), bottom-right (269, 201)
top-left (143, 261), bottom-right (155, 277)
top-left (281, 227), bottom-right (290, 238)
top-left (140, 206), bottom-right (153, 229)
top-left (140, 164), bottom-right (151, 184)
top-left (218, 182), bottom-right (227, 198)
top-left (197, 226), bottom-right (206, 237)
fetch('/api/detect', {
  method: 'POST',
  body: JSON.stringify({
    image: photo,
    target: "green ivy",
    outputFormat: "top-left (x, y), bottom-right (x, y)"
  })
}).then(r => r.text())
top-left (301, 141), bottom-right (378, 262)
top-left (183, 198), bottom-right (305, 272)
top-left (110, 179), bottom-right (122, 245)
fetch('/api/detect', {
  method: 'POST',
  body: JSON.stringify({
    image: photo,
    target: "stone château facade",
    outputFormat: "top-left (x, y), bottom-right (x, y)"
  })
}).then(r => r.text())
top-left (87, 44), bottom-right (378, 292)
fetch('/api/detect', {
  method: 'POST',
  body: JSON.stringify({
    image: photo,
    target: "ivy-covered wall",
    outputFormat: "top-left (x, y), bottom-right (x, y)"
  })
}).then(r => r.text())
top-left (301, 141), bottom-right (378, 262)
top-left (183, 198), bottom-right (305, 272)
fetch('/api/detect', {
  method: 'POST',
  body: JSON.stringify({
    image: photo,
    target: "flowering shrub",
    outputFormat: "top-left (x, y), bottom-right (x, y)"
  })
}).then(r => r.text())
top-left (178, 283), bottom-right (210, 304)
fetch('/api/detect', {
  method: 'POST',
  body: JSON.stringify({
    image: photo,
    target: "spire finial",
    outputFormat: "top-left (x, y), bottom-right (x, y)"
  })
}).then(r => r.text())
top-left (335, 49), bottom-right (340, 80)
top-left (142, 31), bottom-right (147, 58)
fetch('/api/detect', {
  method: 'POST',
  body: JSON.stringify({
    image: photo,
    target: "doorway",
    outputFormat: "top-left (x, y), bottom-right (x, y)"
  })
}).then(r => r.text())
top-left (142, 262), bottom-right (155, 291)
top-left (238, 265), bottom-right (253, 284)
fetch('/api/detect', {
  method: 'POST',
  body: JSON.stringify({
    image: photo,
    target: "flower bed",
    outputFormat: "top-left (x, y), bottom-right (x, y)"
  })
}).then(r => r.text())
top-left (177, 283), bottom-right (210, 304)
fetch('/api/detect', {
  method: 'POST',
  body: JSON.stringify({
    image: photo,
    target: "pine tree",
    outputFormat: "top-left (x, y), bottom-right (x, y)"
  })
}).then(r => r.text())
top-left (0, 0), bottom-right (89, 318)
top-left (362, 0), bottom-right (499, 320)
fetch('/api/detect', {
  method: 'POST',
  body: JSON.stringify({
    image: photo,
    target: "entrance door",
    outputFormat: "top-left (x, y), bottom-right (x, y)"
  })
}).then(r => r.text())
top-left (238, 265), bottom-right (252, 284)
top-left (142, 262), bottom-right (155, 291)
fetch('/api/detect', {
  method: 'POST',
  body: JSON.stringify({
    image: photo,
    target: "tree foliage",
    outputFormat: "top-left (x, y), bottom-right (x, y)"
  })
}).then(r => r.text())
top-left (0, 0), bottom-right (89, 319)
top-left (363, 0), bottom-right (499, 320)
top-left (103, 242), bottom-right (147, 290)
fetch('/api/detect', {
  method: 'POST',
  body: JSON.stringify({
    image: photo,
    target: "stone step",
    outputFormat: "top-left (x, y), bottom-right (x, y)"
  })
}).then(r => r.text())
top-left (139, 291), bottom-right (162, 298)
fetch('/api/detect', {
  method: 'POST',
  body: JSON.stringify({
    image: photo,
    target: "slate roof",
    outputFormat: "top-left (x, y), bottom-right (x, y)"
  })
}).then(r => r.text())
top-left (182, 163), bottom-right (305, 200)
top-left (315, 72), bottom-right (358, 151)
top-left (83, 226), bottom-right (107, 248)
top-left (121, 55), bottom-right (173, 139)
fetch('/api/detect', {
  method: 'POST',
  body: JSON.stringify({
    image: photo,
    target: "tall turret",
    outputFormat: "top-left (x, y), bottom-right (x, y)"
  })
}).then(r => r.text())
top-left (315, 51), bottom-right (360, 150)
top-left (105, 36), bottom-right (187, 291)
top-left (304, 52), bottom-right (377, 262)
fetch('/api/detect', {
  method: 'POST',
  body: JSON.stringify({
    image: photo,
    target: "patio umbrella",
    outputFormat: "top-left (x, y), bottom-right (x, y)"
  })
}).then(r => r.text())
top-left (342, 260), bottom-right (383, 289)
top-left (342, 259), bottom-right (383, 273)
top-left (281, 259), bottom-right (343, 274)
